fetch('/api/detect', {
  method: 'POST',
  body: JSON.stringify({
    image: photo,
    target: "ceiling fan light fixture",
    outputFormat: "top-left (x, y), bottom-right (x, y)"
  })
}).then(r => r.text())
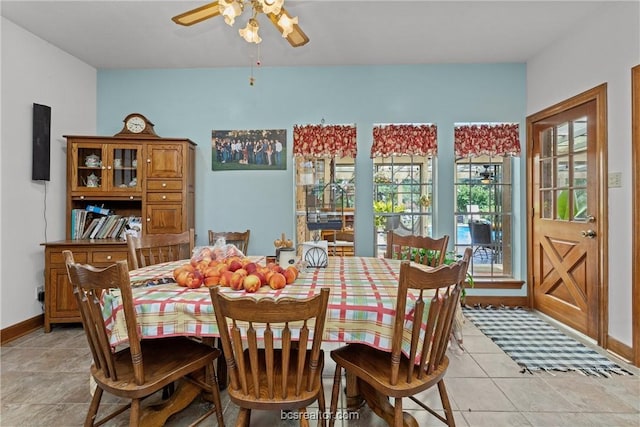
top-left (220, 0), bottom-right (243, 26)
top-left (239, 18), bottom-right (262, 44)
top-left (172, 0), bottom-right (308, 47)
top-left (277, 13), bottom-right (297, 38)
top-left (260, 0), bottom-right (284, 15)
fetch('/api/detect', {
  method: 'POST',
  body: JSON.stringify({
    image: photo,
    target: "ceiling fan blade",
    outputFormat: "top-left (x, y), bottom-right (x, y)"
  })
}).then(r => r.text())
top-left (267, 7), bottom-right (309, 48)
top-left (172, 1), bottom-right (221, 26)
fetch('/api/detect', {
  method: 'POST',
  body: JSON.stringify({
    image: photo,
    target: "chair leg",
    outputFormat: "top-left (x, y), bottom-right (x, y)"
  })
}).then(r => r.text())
top-left (206, 362), bottom-right (226, 427)
top-left (84, 386), bottom-right (103, 427)
top-left (236, 408), bottom-right (250, 427)
top-left (298, 408), bottom-right (310, 427)
top-left (437, 380), bottom-right (456, 427)
top-left (129, 398), bottom-right (141, 427)
top-left (393, 397), bottom-right (403, 427)
top-left (328, 364), bottom-right (342, 427)
top-left (317, 378), bottom-right (326, 427)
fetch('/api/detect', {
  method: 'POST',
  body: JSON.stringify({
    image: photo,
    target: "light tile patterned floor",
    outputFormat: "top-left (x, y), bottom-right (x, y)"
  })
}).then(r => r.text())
top-left (1, 319), bottom-right (638, 426)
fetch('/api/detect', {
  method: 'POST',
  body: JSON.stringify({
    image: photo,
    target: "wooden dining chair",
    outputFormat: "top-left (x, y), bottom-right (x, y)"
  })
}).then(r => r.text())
top-left (328, 248), bottom-right (471, 427)
top-left (385, 231), bottom-right (450, 267)
top-left (209, 286), bottom-right (330, 426)
top-left (127, 228), bottom-right (194, 270)
top-left (63, 250), bottom-right (225, 427)
top-left (322, 230), bottom-right (355, 256)
top-left (208, 229), bottom-right (250, 254)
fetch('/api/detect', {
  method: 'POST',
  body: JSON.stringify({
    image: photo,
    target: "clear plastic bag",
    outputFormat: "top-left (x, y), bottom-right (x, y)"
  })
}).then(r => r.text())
top-left (191, 237), bottom-right (245, 263)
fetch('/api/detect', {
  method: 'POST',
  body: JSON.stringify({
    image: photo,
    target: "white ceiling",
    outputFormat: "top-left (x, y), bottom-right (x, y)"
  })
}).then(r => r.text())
top-left (1, 0), bottom-right (617, 69)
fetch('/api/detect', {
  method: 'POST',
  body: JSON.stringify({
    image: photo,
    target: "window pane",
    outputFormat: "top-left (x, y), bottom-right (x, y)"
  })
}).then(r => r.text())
top-left (454, 156), bottom-right (512, 277)
top-left (556, 122), bottom-right (569, 155)
top-left (373, 156), bottom-right (433, 257)
top-left (573, 117), bottom-right (587, 152)
top-left (541, 190), bottom-right (553, 219)
top-left (557, 156), bottom-right (570, 188)
top-left (296, 156), bottom-right (355, 246)
top-left (573, 151), bottom-right (587, 187)
top-left (541, 159), bottom-right (553, 188)
top-left (541, 128), bottom-right (553, 158)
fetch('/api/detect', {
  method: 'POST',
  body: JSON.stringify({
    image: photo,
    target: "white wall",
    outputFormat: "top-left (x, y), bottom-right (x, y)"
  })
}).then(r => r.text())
top-left (0, 18), bottom-right (97, 329)
top-left (527, 2), bottom-right (640, 345)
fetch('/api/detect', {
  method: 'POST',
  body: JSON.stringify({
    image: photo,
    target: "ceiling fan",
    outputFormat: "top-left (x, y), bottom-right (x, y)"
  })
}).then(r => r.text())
top-left (172, 0), bottom-right (309, 47)
top-left (478, 165), bottom-right (495, 184)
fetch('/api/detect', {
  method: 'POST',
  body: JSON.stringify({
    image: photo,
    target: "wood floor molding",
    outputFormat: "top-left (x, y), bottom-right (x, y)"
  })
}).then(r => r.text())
top-left (1, 315), bottom-right (44, 345)
top-left (607, 334), bottom-right (634, 364)
top-left (471, 280), bottom-right (525, 290)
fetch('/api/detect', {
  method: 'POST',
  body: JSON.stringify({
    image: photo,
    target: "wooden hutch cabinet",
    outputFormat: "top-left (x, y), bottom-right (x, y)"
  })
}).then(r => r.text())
top-left (42, 116), bottom-right (196, 331)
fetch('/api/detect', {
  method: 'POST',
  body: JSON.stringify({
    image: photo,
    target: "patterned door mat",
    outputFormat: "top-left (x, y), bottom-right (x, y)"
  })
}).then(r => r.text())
top-left (463, 308), bottom-right (634, 377)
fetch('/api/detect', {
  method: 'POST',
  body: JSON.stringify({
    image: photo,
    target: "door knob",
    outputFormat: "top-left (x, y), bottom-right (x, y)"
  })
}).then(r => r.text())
top-left (581, 229), bottom-right (596, 238)
top-left (586, 215), bottom-right (596, 223)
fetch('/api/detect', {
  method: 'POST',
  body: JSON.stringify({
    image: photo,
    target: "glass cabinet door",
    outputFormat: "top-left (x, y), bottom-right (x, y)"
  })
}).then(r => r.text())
top-left (73, 143), bottom-right (105, 192)
top-left (108, 144), bottom-right (143, 192)
top-left (72, 143), bottom-right (143, 193)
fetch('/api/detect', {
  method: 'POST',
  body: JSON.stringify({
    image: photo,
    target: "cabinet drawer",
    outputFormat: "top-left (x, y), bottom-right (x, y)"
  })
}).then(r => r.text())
top-left (146, 193), bottom-right (183, 203)
top-left (147, 180), bottom-right (183, 191)
top-left (91, 250), bottom-right (129, 264)
top-left (51, 251), bottom-right (88, 264)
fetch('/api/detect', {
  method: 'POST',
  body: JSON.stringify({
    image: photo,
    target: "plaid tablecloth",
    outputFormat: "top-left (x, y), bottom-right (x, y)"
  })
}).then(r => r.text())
top-left (107, 256), bottom-right (424, 351)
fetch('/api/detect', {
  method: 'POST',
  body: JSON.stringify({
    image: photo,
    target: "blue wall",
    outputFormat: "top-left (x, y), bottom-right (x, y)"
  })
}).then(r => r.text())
top-left (97, 63), bottom-right (526, 279)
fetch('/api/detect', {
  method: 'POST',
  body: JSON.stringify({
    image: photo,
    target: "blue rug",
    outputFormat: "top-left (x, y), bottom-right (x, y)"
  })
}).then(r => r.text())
top-left (463, 308), bottom-right (634, 377)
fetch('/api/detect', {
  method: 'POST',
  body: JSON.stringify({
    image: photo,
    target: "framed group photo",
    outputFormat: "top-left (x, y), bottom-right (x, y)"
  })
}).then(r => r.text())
top-left (212, 129), bottom-right (287, 171)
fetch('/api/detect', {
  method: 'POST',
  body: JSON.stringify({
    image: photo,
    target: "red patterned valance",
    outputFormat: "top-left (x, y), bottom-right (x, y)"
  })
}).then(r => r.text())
top-left (454, 123), bottom-right (521, 157)
top-left (293, 124), bottom-right (357, 158)
top-left (370, 124), bottom-right (437, 158)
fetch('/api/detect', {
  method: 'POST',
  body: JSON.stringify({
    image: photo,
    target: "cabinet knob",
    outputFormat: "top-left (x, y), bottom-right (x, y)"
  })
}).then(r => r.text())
top-left (107, 166), bottom-right (112, 170)
top-left (147, 217), bottom-right (151, 222)
top-left (162, 195), bottom-right (167, 200)
top-left (129, 196), bottom-right (134, 200)
top-left (147, 159), bottom-right (151, 163)
top-left (162, 183), bottom-right (167, 187)
top-left (80, 196), bottom-right (85, 200)
top-left (106, 255), bottom-right (112, 260)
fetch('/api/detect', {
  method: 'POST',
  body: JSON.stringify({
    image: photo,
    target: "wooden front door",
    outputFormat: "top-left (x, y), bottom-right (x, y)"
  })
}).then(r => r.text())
top-left (527, 86), bottom-right (606, 341)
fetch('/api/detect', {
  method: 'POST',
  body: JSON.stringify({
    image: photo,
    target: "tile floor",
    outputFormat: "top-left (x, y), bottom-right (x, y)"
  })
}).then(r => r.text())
top-left (1, 318), bottom-right (638, 426)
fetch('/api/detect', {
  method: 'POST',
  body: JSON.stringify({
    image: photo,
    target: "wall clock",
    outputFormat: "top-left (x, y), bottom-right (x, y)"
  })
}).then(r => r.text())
top-left (115, 113), bottom-right (159, 137)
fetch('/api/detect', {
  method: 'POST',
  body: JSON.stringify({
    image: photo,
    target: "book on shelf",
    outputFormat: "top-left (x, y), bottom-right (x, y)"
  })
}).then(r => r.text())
top-left (89, 216), bottom-right (106, 239)
top-left (71, 209), bottom-right (90, 239)
top-left (81, 218), bottom-right (101, 239)
top-left (83, 214), bottom-right (135, 240)
top-left (102, 215), bottom-right (122, 239)
top-left (112, 217), bottom-right (128, 239)
top-left (96, 215), bottom-right (113, 239)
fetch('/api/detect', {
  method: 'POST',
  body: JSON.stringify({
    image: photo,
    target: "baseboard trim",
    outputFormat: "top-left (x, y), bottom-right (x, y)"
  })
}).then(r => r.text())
top-left (464, 295), bottom-right (530, 308)
top-left (1, 315), bottom-right (44, 345)
top-left (607, 335), bottom-right (635, 364)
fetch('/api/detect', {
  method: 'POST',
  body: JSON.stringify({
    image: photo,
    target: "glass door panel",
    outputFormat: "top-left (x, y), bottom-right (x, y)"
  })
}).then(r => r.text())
top-left (108, 145), bottom-right (142, 193)
top-left (74, 143), bottom-right (104, 192)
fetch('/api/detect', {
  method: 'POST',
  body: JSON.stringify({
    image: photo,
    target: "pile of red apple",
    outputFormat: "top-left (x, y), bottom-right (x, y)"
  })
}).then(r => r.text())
top-left (172, 247), bottom-right (298, 292)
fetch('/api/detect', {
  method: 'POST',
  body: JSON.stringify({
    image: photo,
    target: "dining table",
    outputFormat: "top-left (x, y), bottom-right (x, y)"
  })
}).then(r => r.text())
top-left (105, 255), bottom-right (444, 426)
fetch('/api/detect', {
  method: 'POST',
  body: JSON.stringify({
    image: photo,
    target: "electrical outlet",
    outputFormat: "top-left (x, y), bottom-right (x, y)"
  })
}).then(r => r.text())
top-left (36, 286), bottom-right (45, 302)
